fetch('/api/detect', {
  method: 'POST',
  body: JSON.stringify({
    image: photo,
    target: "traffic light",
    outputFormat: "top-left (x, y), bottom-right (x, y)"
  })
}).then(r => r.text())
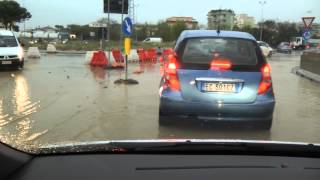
top-left (104, 0), bottom-right (128, 14)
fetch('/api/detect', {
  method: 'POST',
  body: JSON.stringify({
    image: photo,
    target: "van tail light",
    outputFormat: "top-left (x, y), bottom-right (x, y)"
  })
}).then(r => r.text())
top-left (164, 54), bottom-right (180, 91)
top-left (210, 59), bottom-right (232, 71)
top-left (258, 64), bottom-right (272, 95)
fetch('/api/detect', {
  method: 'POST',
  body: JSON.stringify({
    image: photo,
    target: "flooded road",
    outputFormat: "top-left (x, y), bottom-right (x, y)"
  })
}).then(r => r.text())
top-left (0, 52), bottom-right (320, 151)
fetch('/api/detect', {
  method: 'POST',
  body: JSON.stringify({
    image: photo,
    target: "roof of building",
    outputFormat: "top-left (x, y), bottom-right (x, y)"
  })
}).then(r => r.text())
top-left (166, 16), bottom-right (198, 23)
top-left (178, 30), bottom-right (256, 41)
top-left (208, 9), bottom-right (235, 15)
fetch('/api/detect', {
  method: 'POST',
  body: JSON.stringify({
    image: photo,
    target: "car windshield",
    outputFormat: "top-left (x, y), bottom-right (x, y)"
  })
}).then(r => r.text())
top-left (0, 0), bottom-right (320, 154)
top-left (182, 38), bottom-right (258, 65)
top-left (0, 35), bottom-right (18, 47)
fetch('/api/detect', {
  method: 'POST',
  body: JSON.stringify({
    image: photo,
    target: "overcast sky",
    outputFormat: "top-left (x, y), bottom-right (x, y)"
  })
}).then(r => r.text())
top-left (16, 0), bottom-right (320, 28)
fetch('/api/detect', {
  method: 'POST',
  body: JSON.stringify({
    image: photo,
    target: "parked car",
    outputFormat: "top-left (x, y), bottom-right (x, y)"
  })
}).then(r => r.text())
top-left (142, 37), bottom-right (163, 43)
top-left (277, 42), bottom-right (292, 54)
top-left (258, 41), bottom-right (273, 57)
top-left (159, 30), bottom-right (275, 129)
top-left (0, 29), bottom-right (24, 69)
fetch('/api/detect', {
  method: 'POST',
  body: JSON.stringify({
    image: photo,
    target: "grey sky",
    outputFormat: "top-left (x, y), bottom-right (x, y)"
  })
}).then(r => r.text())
top-left (17, 0), bottom-right (320, 28)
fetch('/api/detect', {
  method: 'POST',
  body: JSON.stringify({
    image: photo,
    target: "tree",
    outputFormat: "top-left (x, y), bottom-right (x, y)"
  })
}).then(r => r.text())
top-left (0, 0), bottom-right (31, 30)
top-left (155, 21), bottom-right (172, 41)
top-left (171, 21), bottom-right (187, 40)
top-left (55, 25), bottom-right (64, 31)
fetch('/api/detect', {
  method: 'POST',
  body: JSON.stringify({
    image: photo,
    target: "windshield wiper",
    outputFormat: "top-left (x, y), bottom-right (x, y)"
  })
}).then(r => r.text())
top-left (39, 140), bottom-right (320, 157)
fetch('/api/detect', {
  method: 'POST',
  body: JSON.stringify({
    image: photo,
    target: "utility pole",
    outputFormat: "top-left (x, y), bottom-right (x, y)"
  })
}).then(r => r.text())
top-left (129, 0), bottom-right (139, 42)
top-left (259, 1), bottom-right (266, 41)
top-left (107, 0), bottom-right (111, 61)
top-left (119, 0), bottom-right (125, 51)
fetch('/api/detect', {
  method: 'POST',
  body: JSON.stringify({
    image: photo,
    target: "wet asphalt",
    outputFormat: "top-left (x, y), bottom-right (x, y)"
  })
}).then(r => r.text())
top-left (0, 52), bottom-right (320, 150)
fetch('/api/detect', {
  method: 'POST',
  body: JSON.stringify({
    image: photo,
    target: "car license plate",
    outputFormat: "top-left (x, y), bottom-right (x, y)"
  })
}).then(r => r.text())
top-left (203, 83), bottom-right (236, 93)
top-left (1, 61), bottom-right (12, 65)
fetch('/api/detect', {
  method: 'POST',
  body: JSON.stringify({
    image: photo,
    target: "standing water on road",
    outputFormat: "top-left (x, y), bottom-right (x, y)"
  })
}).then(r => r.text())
top-left (0, 53), bottom-right (320, 151)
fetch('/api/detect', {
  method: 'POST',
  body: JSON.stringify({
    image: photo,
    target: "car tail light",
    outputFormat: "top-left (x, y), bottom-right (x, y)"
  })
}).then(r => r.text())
top-left (210, 59), bottom-right (232, 70)
top-left (258, 64), bottom-right (272, 95)
top-left (164, 54), bottom-right (180, 91)
top-left (317, 44), bottom-right (320, 49)
top-left (306, 44), bottom-right (310, 49)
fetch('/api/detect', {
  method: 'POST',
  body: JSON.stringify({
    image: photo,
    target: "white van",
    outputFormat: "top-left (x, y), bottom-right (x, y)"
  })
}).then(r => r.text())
top-left (142, 37), bottom-right (163, 43)
top-left (0, 29), bottom-right (24, 69)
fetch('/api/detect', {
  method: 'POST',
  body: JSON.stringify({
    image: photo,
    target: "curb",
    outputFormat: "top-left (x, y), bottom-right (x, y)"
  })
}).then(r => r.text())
top-left (292, 66), bottom-right (320, 83)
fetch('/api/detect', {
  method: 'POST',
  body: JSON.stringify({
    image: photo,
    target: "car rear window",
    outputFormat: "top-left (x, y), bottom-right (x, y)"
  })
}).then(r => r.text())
top-left (0, 35), bottom-right (18, 47)
top-left (182, 38), bottom-right (258, 66)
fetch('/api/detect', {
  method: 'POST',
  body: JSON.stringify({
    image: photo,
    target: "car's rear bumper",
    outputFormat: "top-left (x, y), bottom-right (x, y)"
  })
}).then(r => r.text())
top-left (160, 90), bottom-right (275, 122)
top-left (0, 59), bottom-right (22, 69)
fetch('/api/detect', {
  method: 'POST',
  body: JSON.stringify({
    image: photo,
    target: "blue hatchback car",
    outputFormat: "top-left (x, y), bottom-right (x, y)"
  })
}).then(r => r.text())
top-left (159, 30), bottom-right (275, 129)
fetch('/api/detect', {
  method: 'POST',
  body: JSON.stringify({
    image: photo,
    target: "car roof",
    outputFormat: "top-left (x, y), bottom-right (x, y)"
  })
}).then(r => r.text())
top-left (0, 29), bottom-right (15, 36)
top-left (178, 30), bottom-right (256, 41)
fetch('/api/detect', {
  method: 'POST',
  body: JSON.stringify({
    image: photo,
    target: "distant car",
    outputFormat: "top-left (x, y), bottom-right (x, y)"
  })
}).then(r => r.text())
top-left (142, 37), bottom-right (163, 43)
top-left (159, 30), bottom-right (275, 129)
top-left (0, 29), bottom-right (24, 70)
top-left (305, 39), bottom-right (320, 50)
top-left (277, 42), bottom-right (292, 54)
top-left (258, 41), bottom-right (273, 57)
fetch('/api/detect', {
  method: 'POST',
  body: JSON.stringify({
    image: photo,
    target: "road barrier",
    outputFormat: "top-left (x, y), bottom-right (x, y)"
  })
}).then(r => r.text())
top-left (159, 48), bottom-right (174, 63)
top-left (90, 50), bottom-right (108, 67)
top-left (27, 47), bottom-right (41, 58)
top-left (112, 49), bottom-right (125, 63)
top-left (146, 48), bottom-right (157, 62)
top-left (301, 50), bottom-right (320, 75)
top-left (128, 50), bottom-right (139, 62)
top-left (46, 44), bottom-right (57, 53)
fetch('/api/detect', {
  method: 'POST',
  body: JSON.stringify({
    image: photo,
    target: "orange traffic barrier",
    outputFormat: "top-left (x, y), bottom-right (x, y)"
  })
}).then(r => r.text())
top-left (146, 48), bottom-right (157, 62)
top-left (160, 48), bottom-right (174, 64)
top-left (90, 50), bottom-right (108, 67)
top-left (137, 48), bottom-right (147, 62)
top-left (163, 48), bottom-right (173, 56)
top-left (112, 49), bottom-right (125, 63)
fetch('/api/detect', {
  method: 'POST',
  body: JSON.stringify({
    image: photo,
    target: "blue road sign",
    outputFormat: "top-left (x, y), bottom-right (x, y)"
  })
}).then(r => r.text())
top-left (303, 29), bottom-right (312, 40)
top-left (122, 17), bottom-right (133, 36)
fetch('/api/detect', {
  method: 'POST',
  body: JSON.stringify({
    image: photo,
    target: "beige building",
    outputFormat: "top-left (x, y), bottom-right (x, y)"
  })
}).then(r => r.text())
top-left (166, 16), bottom-right (198, 29)
top-left (207, 9), bottom-right (235, 30)
top-left (235, 14), bottom-right (256, 28)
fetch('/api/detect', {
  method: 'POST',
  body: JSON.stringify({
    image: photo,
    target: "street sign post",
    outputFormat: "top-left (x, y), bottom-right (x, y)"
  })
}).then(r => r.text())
top-left (303, 29), bottom-right (312, 41)
top-left (114, 17), bottom-right (138, 85)
top-left (301, 17), bottom-right (316, 42)
top-left (122, 17), bottom-right (133, 36)
top-left (124, 37), bottom-right (131, 80)
top-left (103, 0), bottom-right (129, 66)
top-left (302, 17), bottom-right (315, 29)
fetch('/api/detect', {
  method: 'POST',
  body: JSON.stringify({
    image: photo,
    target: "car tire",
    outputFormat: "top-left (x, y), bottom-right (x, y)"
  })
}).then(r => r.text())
top-left (159, 109), bottom-right (172, 126)
top-left (257, 119), bottom-right (273, 130)
top-left (20, 61), bottom-right (24, 69)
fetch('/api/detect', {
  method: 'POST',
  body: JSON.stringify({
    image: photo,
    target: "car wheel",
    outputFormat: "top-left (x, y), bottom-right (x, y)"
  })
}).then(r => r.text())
top-left (159, 109), bottom-right (172, 126)
top-left (257, 119), bottom-right (273, 130)
top-left (20, 61), bottom-right (24, 69)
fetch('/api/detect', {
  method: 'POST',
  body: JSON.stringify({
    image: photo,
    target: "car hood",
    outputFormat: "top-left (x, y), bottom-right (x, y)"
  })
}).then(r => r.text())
top-left (0, 47), bottom-right (20, 56)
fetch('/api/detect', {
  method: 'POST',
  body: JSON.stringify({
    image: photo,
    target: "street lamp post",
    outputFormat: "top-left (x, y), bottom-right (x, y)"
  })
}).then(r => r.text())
top-left (259, 1), bottom-right (266, 41)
